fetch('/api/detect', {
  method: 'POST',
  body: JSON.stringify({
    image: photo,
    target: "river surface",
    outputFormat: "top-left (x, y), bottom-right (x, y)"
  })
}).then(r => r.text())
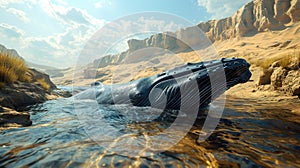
top-left (0, 87), bottom-right (300, 167)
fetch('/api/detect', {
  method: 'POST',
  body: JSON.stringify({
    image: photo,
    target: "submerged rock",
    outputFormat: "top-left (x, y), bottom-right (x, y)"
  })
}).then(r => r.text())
top-left (0, 106), bottom-right (31, 129)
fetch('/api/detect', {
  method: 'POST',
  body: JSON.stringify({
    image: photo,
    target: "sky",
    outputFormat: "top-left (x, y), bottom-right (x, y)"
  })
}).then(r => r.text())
top-left (0, 0), bottom-right (252, 68)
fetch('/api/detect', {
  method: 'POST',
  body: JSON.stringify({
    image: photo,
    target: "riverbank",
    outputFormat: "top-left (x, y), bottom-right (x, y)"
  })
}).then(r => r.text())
top-left (0, 45), bottom-right (73, 130)
top-left (0, 69), bottom-right (71, 130)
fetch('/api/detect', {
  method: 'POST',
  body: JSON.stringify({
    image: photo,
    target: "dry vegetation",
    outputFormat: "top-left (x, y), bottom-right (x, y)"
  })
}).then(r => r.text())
top-left (251, 50), bottom-right (300, 70)
top-left (0, 51), bottom-right (30, 88)
top-left (37, 78), bottom-right (50, 91)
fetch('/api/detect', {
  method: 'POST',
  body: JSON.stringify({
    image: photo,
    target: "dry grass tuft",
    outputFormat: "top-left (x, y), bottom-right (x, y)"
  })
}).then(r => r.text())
top-left (0, 51), bottom-right (30, 84)
top-left (37, 78), bottom-right (50, 91)
top-left (254, 50), bottom-right (300, 70)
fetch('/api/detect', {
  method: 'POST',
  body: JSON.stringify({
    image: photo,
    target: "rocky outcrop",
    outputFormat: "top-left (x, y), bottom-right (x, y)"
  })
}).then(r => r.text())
top-left (258, 60), bottom-right (300, 96)
top-left (198, 0), bottom-right (300, 41)
top-left (126, 0), bottom-right (300, 50)
top-left (0, 44), bottom-right (71, 130)
top-left (28, 68), bottom-right (57, 90)
top-left (89, 0), bottom-right (300, 70)
top-left (0, 44), bottom-right (21, 58)
top-left (0, 106), bottom-right (31, 129)
top-left (0, 68), bottom-right (59, 111)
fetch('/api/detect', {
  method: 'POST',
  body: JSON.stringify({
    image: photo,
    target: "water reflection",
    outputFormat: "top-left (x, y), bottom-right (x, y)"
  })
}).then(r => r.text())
top-left (0, 96), bottom-right (299, 167)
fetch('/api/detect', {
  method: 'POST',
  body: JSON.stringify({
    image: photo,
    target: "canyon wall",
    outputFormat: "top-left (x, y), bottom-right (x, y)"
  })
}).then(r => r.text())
top-left (91, 0), bottom-right (300, 70)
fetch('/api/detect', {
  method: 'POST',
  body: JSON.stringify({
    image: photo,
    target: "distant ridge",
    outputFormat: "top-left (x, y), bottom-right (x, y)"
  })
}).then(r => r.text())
top-left (0, 44), bottom-right (67, 78)
top-left (91, 0), bottom-right (300, 68)
top-left (0, 44), bottom-right (22, 59)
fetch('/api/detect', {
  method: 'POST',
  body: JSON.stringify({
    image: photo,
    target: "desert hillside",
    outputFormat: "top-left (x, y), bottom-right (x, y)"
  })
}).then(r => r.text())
top-left (53, 0), bottom-right (300, 88)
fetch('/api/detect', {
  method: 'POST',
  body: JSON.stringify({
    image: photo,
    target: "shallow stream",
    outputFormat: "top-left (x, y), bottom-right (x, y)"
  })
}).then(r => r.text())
top-left (0, 87), bottom-right (299, 167)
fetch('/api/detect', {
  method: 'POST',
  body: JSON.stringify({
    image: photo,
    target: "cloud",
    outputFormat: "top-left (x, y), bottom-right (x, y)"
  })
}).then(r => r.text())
top-left (197, 0), bottom-right (252, 19)
top-left (0, 23), bottom-right (24, 38)
top-left (6, 8), bottom-right (30, 23)
top-left (0, 0), bottom-right (107, 67)
top-left (94, 0), bottom-right (112, 9)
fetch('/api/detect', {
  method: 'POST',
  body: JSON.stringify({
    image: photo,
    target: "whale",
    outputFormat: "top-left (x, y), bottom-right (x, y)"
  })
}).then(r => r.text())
top-left (74, 58), bottom-right (252, 110)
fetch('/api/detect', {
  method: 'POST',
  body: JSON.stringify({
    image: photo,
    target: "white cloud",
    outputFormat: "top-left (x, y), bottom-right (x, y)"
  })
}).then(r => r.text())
top-left (6, 8), bottom-right (30, 23)
top-left (0, 23), bottom-right (24, 38)
top-left (0, 0), bottom-right (107, 67)
top-left (197, 0), bottom-right (252, 19)
top-left (94, 0), bottom-right (112, 8)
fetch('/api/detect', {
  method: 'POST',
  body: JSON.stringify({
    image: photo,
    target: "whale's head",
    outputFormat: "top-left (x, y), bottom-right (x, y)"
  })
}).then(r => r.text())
top-left (219, 58), bottom-right (252, 88)
top-left (131, 58), bottom-right (251, 110)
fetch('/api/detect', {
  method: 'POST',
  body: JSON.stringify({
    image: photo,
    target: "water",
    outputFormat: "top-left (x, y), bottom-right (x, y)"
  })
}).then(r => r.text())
top-left (0, 89), bottom-right (300, 167)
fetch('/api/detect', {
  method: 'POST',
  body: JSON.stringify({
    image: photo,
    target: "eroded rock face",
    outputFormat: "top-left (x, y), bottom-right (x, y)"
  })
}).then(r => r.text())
top-left (271, 67), bottom-right (288, 88)
top-left (28, 68), bottom-right (57, 90)
top-left (274, 0), bottom-right (292, 23)
top-left (258, 61), bottom-right (300, 96)
top-left (0, 81), bottom-right (48, 111)
top-left (197, 0), bottom-right (300, 41)
top-left (288, 0), bottom-right (300, 22)
top-left (283, 70), bottom-right (300, 95)
top-left (0, 106), bottom-right (32, 128)
top-left (258, 68), bottom-right (274, 85)
top-left (90, 0), bottom-right (300, 70)
top-left (0, 44), bottom-right (22, 58)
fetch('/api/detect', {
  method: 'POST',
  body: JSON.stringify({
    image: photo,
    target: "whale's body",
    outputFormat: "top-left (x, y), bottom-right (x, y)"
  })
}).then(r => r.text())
top-left (75, 58), bottom-right (251, 110)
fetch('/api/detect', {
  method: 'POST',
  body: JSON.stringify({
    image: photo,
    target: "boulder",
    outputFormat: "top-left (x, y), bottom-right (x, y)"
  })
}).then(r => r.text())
top-left (258, 67), bottom-right (274, 85)
top-left (28, 68), bottom-right (57, 90)
top-left (0, 106), bottom-right (32, 128)
top-left (283, 70), bottom-right (300, 96)
top-left (271, 67), bottom-right (288, 88)
top-left (0, 82), bottom-right (48, 110)
top-left (258, 61), bottom-right (280, 85)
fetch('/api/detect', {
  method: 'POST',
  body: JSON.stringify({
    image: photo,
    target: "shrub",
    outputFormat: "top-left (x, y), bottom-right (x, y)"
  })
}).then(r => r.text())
top-left (0, 51), bottom-right (29, 84)
top-left (37, 78), bottom-right (50, 91)
top-left (257, 50), bottom-right (300, 70)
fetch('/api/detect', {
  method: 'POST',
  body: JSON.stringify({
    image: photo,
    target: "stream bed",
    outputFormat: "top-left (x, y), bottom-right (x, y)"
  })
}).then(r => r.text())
top-left (0, 90), bottom-right (299, 167)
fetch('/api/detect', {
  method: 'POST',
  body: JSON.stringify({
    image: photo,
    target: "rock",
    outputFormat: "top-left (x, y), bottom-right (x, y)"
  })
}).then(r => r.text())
top-left (283, 70), bottom-right (300, 95)
top-left (258, 60), bottom-right (300, 96)
top-left (280, 40), bottom-right (292, 48)
top-left (83, 0), bottom-right (300, 69)
top-left (0, 106), bottom-right (32, 128)
top-left (0, 44), bottom-right (22, 59)
top-left (271, 61), bottom-right (281, 68)
top-left (269, 42), bottom-right (281, 48)
top-left (258, 61), bottom-right (281, 85)
top-left (0, 69), bottom-right (59, 111)
top-left (0, 82), bottom-right (48, 110)
top-left (288, 0), bottom-right (300, 22)
top-left (28, 68), bottom-right (57, 90)
top-left (258, 67), bottom-right (274, 85)
top-left (274, 0), bottom-right (292, 24)
top-left (271, 67), bottom-right (288, 88)
top-left (292, 85), bottom-right (300, 96)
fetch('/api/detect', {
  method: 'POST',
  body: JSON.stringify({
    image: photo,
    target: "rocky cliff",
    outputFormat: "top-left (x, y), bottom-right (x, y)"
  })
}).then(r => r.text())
top-left (198, 0), bottom-right (300, 41)
top-left (90, 0), bottom-right (300, 70)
